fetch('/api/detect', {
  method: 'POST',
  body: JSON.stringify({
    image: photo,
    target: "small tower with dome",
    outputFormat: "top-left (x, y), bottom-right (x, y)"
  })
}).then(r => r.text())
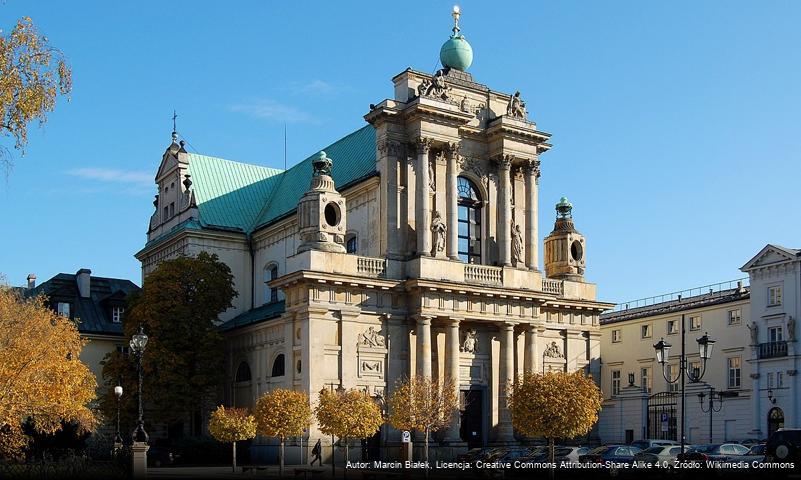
top-left (440, 5), bottom-right (473, 72)
top-left (544, 197), bottom-right (587, 281)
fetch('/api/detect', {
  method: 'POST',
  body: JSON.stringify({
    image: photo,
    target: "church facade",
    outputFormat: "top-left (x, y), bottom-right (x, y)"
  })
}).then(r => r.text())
top-left (135, 9), bottom-right (611, 460)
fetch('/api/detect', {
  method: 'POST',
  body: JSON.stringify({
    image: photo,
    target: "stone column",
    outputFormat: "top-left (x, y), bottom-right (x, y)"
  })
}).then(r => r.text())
top-left (416, 315), bottom-right (433, 378)
top-left (381, 140), bottom-right (402, 258)
top-left (523, 323), bottom-right (539, 373)
top-left (416, 138), bottom-right (433, 257)
top-left (444, 317), bottom-right (462, 442)
top-left (446, 143), bottom-right (460, 260)
top-left (497, 155), bottom-right (513, 266)
top-left (524, 159), bottom-right (540, 270)
top-left (498, 321), bottom-right (516, 442)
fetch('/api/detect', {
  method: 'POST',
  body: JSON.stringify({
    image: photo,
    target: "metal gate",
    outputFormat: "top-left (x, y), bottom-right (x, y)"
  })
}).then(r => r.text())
top-left (647, 392), bottom-right (678, 440)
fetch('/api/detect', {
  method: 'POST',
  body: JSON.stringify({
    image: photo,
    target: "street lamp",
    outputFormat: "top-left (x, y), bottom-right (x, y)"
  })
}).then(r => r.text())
top-left (114, 384), bottom-right (123, 450)
top-left (654, 308), bottom-right (716, 455)
top-left (698, 388), bottom-right (724, 444)
top-left (129, 325), bottom-right (149, 443)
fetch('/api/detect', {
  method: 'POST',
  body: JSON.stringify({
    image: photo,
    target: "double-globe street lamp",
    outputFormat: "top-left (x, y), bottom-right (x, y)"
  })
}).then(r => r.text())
top-left (114, 384), bottom-right (123, 451)
top-left (653, 309), bottom-right (716, 455)
top-left (130, 326), bottom-right (149, 443)
top-left (698, 388), bottom-right (737, 444)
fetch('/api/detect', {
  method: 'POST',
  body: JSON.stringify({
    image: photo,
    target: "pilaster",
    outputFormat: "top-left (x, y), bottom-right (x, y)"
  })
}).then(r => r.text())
top-left (524, 159), bottom-right (540, 270)
top-left (446, 143), bottom-right (460, 260)
top-left (497, 155), bottom-right (513, 266)
top-left (415, 138), bottom-right (433, 257)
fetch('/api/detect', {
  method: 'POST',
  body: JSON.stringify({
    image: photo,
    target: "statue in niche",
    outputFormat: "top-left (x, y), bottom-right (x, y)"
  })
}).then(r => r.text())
top-left (429, 158), bottom-right (436, 191)
top-left (506, 91), bottom-right (527, 119)
top-left (431, 211), bottom-right (447, 256)
top-left (358, 326), bottom-right (385, 348)
top-left (789, 316), bottom-right (796, 342)
top-left (461, 329), bottom-right (477, 353)
top-left (511, 221), bottom-right (523, 266)
top-left (543, 341), bottom-right (563, 358)
top-left (460, 95), bottom-right (471, 113)
top-left (747, 322), bottom-right (758, 345)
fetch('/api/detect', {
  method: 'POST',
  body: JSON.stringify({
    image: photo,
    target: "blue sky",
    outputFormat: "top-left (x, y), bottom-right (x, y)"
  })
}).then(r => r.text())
top-left (1, 1), bottom-right (799, 304)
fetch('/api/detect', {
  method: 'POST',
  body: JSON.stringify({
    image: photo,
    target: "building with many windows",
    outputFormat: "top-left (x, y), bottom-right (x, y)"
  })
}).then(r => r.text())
top-left (598, 244), bottom-right (801, 444)
top-left (134, 8), bottom-right (611, 461)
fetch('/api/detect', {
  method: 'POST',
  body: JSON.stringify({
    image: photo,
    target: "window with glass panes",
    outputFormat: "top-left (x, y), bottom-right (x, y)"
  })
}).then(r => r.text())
top-left (457, 177), bottom-right (482, 264)
top-left (728, 309), bottom-right (741, 325)
top-left (728, 357), bottom-right (741, 388)
top-left (612, 370), bottom-right (621, 396)
top-left (264, 265), bottom-right (279, 303)
top-left (641, 367), bottom-right (652, 393)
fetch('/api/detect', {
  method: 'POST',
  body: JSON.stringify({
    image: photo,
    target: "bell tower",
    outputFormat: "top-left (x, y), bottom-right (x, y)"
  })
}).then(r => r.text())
top-left (544, 197), bottom-right (586, 281)
top-left (297, 151), bottom-right (347, 254)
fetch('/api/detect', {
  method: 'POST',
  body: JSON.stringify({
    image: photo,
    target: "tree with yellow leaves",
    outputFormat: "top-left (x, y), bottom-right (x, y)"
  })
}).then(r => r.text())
top-left (0, 287), bottom-right (97, 459)
top-left (254, 388), bottom-right (312, 477)
top-left (0, 17), bottom-right (72, 169)
top-left (315, 388), bottom-right (383, 470)
top-left (387, 376), bottom-right (458, 465)
top-left (508, 371), bottom-right (603, 467)
top-left (208, 405), bottom-right (257, 473)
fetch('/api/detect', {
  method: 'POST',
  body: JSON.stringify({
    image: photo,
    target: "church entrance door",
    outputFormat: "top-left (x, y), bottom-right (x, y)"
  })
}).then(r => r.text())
top-left (460, 388), bottom-right (484, 448)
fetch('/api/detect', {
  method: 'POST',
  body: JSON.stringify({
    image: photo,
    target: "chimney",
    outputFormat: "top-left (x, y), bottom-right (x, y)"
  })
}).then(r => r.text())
top-left (26, 273), bottom-right (36, 289)
top-left (76, 268), bottom-right (91, 298)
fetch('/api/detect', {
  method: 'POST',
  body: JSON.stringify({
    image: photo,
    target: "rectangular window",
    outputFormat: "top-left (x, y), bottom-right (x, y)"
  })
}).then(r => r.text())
top-left (641, 324), bottom-right (652, 339)
top-left (689, 361), bottom-right (701, 379)
top-left (57, 302), bottom-right (70, 318)
top-left (640, 367), bottom-right (652, 393)
top-left (777, 371), bottom-right (784, 388)
top-left (612, 329), bottom-right (621, 343)
top-left (768, 286), bottom-right (782, 306)
top-left (767, 372), bottom-right (775, 389)
top-left (728, 309), bottom-right (741, 326)
top-left (169, 202), bottom-right (175, 217)
top-left (116, 345), bottom-right (130, 356)
top-left (163, 206), bottom-right (168, 219)
top-left (111, 306), bottom-right (124, 323)
top-left (612, 370), bottom-right (621, 396)
top-left (769, 326), bottom-right (784, 342)
top-left (728, 357), bottom-right (741, 388)
top-left (689, 315), bottom-right (702, 331)
top-left (667, 364), bottom-right (679, 392)
top-left (667, 319), bottom-right (678, 335)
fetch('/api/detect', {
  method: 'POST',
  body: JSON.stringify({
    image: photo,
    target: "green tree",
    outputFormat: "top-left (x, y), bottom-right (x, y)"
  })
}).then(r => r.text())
top-left (254, 389), bottom-right (312, 477)
top-left (315, 388), bottom-right (384, 473)
top-left (508, 371), bottom-right (603, 470)
top-left (208, 406), bottom-right (257, 473)
top-left (1, 17), bottom-right (72, 169)
top-left (100, 252), bottom-right (237, 431)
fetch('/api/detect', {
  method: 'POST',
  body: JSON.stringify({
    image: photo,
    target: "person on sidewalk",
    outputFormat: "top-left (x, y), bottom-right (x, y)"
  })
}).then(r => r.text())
top-left (310, 439), bottom-right (322, 466)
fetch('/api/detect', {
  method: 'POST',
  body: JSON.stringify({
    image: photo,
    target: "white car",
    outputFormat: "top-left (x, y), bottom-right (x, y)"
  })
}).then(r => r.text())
top-left (633, 445), bottom-right (684, 465)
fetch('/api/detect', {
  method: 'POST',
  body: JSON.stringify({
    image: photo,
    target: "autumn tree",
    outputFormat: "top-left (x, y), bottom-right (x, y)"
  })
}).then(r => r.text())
top-left (508, 371), bottom-right (603, 467)
top-left (100, 252), bottom-right (237, 432)
top-left (387, 376), bottom-right (458, 465)
top-left (254, 388), bottom-right (312, 477)
top-left (0, 17), bottom-right (72, 169)
top-left (315, 388), bottom-right (383, 470)
top-left (208, 405), bottom-right (257, 473)
top-left (0, 287), bottom-right (97, 458)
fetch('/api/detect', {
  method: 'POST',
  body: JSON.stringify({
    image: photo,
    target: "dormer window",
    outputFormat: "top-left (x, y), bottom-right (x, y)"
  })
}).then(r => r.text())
top-left (57, 302), bottom-right (71, 318)
top-left (112, 306), bottom-right (124, 323)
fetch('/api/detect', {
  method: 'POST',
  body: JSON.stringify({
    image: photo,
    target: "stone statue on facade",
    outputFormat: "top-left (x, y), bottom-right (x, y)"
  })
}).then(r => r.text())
top-left (461, 329), bottom-right (477, 353)
top-left (429, 157), bottom-right (436, 191)
top-left (748, 322), bottom-right (758, 345)
top-left (543, 341), bottom-right (563, 358)
top-left (431, 211), bottom-right (447, 256)
top-left (511, 221), bottom-right (523, 266)
top-left (417, 70), bottom-right (452, 101)
top-left (788, 316), bottom-right (796, 342)
top-left (506, 91), bottom-right (527, 119)
top-left (312, 150), bottom-right (333, 177)
top-left (358, 326), bottom-right (385, 348)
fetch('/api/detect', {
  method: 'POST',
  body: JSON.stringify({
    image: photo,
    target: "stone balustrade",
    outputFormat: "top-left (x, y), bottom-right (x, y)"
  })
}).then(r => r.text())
top-left (357, 256), bottom-right (386, 277)
top-left (464, 264), bottom-right (503, 285)
top-left (542, 278), bottom-right (564, 295)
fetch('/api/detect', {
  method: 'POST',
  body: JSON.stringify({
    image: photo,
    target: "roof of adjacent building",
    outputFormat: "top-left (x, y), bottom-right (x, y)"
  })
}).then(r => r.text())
top-left (26, 272), bottom-right (140, 336)
top-left (600, 285), bottom-right (750, 325)
top-left (181, 125), bottom-right (376, 237)
top-left (218, 300), bottom-right (285, 332)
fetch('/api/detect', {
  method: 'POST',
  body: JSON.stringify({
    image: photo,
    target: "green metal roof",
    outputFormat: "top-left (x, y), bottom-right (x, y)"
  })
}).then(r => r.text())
top-left (218, 300), bottom-right (285, 332)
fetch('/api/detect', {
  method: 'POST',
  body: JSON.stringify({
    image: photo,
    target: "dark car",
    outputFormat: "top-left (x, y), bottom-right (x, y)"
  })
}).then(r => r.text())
top-left (579, 445), bottom-right (642, 465)
top-left (676, 443), bottom-right (748, 467)
top-left (147, 446), bottom-right (177, 468)
top-left (765, 429), bottom-right (801, 465)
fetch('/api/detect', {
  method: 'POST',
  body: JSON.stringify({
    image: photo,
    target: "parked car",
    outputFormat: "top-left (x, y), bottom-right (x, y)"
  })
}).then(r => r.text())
top-left (630, 439), bottom-right (679, 451)
top-left (741, 444), bottom-right (766, 463)
top-left (147, 446), bottom-right (177, 467)
top-left (526, 446), bottom-right (590, 464)
top-left (633, 445), bottom-right (683, 465)
top-left (676, 443), bottom-right (748, 467)
top-left (765, 429), bottom-right (801, 465)
top-left (579, 445), bottom-right (642, 465)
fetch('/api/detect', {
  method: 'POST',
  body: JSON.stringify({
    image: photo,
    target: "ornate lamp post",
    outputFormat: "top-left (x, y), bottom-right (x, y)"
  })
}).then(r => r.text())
top-left (698, 388), bottom-right (729, 444)
top-left (113, 384), bottom-right (123, 451)
top-left (654, 309), bottom-right (716, 455)
top-left (129, 326), bottom-right (149, 443)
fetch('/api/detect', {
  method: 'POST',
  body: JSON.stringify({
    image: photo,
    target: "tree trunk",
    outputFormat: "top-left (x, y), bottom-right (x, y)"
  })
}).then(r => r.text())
top-left (232, 441), bottom-right (237, 473)
top-left (424, 427), bottom-right (430, 479)
top-left (280, 438), bottom-right (285, 477)
top-left (344, 440), bottom-right (349, 479)
top-left (548, 437), bottom-right (555, 480)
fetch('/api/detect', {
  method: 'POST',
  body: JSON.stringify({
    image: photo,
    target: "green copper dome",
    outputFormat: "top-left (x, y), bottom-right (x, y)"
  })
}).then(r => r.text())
top-left (440, 34), bottom-right (473, 71)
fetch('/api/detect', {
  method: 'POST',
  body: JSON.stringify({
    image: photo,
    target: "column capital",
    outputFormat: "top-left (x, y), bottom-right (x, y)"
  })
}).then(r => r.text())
top-left (495, 154), bottom-right (514, 170)
top-left (378, 139), bottom-right (404, 158)
top-left (414, 314), bottom-right (434, 325)
top-left (413, 137), bottom-right (434, 155)
top-left (443, 316), bottom-right (463, 328)
top-left (524, 158), bottom-right (541, 178)
top-left (499, 320), bottom-right (518, 331)
top-left (446, 141), bottom-right (461, 156)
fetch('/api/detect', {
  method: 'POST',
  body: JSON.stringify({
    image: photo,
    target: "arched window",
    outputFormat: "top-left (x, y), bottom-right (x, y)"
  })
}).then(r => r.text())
top-left (457, 177), bottom-right (482, 264)
top-left (271, 354), bottom-right (286, 377)
top-left (235, 361), bottom-right (252, 383)
top-left (264, 264), bottom-right (279, 304)
top-left (346, 236), bottom-right (358, 254)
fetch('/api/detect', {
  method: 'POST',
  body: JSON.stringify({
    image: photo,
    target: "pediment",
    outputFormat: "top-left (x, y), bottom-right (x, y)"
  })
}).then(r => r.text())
top-left (156, 150), bottom-right (179, 181)
top-left (741, 244), bottom-right (799, 272)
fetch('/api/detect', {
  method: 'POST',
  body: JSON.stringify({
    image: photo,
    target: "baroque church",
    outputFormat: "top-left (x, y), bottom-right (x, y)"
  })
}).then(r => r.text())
top-left (135, 7), bottom-right (612, 460)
